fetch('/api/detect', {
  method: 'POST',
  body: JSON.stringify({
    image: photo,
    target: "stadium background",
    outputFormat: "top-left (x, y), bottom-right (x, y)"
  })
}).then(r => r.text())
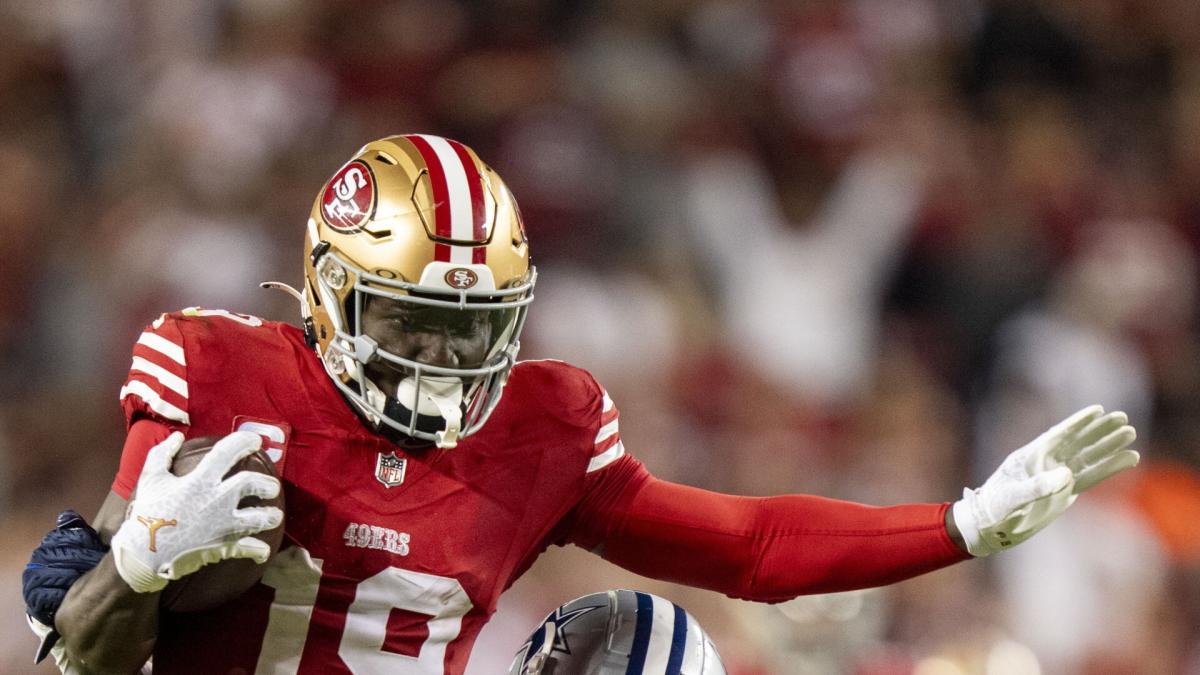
top-left (2, 0), bottom-right (1199, 673)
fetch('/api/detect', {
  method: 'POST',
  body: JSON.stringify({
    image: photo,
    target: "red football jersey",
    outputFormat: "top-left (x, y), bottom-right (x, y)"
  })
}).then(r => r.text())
top-left (111, 308), bottom-right (967, 674)
top-left (114, 309), bottom-right (631, 674)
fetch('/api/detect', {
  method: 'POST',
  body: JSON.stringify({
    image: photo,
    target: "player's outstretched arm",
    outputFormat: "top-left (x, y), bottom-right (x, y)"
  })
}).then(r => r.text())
top-left (569, 406), bottom-right (1137, 602)
top-left (949, 405), bottom-right (1138, 556)
top-left (53, 431), bottom-right (283, 673)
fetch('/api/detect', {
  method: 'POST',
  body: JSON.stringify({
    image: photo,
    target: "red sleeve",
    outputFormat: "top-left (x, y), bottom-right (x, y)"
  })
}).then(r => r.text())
top-left (111, 418), bottom-right (180, 499)
top-left (567, 456), bottom-right (970, 602)
top-left (119, 313), bottom-right (191, 428)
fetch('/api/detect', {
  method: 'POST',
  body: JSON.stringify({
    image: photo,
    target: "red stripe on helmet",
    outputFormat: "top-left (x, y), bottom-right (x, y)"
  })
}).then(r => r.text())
top-left (447, 139), bottom-right (488, 264)
top-left (403, 135), bottom-right (452, 261)
top-left (446, 140), bottom-right (486, 241)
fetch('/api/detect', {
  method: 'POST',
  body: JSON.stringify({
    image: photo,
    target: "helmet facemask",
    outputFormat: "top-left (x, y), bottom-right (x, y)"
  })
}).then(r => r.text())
top-left (313, 248), bottom-right (534, 448)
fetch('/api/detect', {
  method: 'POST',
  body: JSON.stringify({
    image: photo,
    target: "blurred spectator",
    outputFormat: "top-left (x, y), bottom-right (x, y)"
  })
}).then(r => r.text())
top-left (3, 1), bottom-right (1200, 673)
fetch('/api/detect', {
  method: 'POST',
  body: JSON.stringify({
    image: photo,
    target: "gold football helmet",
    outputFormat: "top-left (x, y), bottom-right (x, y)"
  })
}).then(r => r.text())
top-left (300, 134), bottom-right (534, 448)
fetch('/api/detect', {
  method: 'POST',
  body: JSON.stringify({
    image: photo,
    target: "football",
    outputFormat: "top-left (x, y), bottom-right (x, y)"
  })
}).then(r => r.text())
top-left (155, 435), bottom-right (286, 613)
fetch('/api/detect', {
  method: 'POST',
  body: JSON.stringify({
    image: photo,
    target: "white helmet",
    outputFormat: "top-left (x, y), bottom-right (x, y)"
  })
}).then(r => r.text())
top-left (509, 590), bottom-right (727, 675)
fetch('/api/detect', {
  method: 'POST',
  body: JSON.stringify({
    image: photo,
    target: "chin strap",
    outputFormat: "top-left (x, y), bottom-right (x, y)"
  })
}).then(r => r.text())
top-left (261, 281), bottom-right (318, 347)
top-left (430, 393), bottom-right (462, 448)
top-left (395, 376), bottom-right (463, 448)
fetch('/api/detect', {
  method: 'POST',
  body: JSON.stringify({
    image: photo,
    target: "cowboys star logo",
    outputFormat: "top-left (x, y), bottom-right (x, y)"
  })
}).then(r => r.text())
top-left (517, 602), bottom-right (604, 661)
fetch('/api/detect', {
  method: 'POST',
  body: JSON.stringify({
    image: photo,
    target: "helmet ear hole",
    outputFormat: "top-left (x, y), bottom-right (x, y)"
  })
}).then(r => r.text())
top-left (342, 293), bottom-right (357, 336)
top-left (305, 278), bottom-right (321, 307)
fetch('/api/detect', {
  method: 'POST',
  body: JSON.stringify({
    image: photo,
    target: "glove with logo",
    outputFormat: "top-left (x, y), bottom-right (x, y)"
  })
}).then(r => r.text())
top-left (109, 431), bottom-right (283, 593)
top-left (953, 405), bottom-right (1139, 557)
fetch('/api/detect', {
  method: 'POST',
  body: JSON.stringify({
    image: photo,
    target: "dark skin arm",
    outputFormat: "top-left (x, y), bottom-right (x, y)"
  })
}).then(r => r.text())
top-left (945, 506), bottom-right (967, 553)
top-left (54, 490), bottom-right (160, 674)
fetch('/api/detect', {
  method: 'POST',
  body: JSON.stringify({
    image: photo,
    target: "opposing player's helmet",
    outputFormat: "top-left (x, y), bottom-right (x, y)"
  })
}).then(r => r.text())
top-left (302, 134), bottom-right (534, 448)
top-left (509, 590), bottom-right (728, 675)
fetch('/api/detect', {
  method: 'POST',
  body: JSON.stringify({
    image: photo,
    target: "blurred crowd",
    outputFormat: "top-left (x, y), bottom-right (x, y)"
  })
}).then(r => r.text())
top-left (2, 0), bottom-right (1200, 673)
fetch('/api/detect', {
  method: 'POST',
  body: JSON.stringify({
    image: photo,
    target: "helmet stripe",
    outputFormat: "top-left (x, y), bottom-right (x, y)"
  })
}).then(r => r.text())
top-left (447, 139), bottom-right (488, 264)
top-left (665, 604), bottom-right (687, 675)
top-left (678, 612), bottom-right (708, 674)
top-left (644, 593), bottom-right (682, 674)
top-left (403, 135), bottom-right (453, 261)
top-left (626, 592), bottom-right (655, 674)
top-left (426, 137), bottom-right (473, 242)
top-left (408, 134), bottom-right (489, 265)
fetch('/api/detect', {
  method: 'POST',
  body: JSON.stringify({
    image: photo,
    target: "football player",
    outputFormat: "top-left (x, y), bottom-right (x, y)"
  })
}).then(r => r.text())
top-left (24, 135), bottom-right (1139, 674)
top-left (508, 590), bottom-right (726, 675)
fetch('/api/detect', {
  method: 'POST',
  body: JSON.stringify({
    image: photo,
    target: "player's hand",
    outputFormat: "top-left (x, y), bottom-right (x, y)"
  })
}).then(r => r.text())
top-left (952, 405), bottom-right (1138, 557)
top-left (23, 510), bottom-right (107, 663)
top-left (109, 431), bottom-right (283, 593)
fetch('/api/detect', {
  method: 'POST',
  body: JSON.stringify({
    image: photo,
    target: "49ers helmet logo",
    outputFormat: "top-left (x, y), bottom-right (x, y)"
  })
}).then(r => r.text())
top-left (321, 160), bottom-right (376, 233)
top-left (445, 268), bottom-right (479, 289)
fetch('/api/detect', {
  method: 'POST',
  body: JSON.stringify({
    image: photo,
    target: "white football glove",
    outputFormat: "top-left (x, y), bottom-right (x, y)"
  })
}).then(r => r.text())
top-left (110, 431), bottom-right (283, 593)
top-left (953, 405), bottom-right (1139, 557)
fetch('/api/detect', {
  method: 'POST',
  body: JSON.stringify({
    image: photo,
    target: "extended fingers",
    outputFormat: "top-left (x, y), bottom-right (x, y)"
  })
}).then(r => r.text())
top-left (218, 471), bottom-right (281, 503)
top-left (1053, 411), bottom-right (1129, 462)
top-left (232, 506), bottom-right (284, 537)
top-left (1047, 405), bottom-right (1105, 441)
top-left (197, 431), bottom-right (264, 479)
top-left (227, 536), bottom-right (273, 564)
top-left (1074, 449), bottom-right (1140, 494)
top-left (1067, 424), bottom-right (1137, 472)
top-left (1021, 406), bottom-right (1106, 470)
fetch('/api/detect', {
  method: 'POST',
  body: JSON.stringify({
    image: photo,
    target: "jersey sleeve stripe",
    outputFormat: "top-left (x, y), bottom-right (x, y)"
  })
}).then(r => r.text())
top-left (595, 430), bottom-right (621, 453)
top-left (586, 441), bottom-right (624, 473)
top-left (602, 391), bottom-right (614, 413)
top-left (131, 343), bottom-right (186, 379)
top-left (119, 380), bottom-right (190, 424)
top-left (595, 418), bottom-right (620, 444)
top-left (599, 406), bottom-right (619, 426)
top-left (136, 331), bottom-right (186, 366)
top-left (129, 356), bottom-right (189, 397)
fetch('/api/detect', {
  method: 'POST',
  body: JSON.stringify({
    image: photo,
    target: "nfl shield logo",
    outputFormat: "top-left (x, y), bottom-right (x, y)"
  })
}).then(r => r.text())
top-left (375, 451), bottom-right (407, 488)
